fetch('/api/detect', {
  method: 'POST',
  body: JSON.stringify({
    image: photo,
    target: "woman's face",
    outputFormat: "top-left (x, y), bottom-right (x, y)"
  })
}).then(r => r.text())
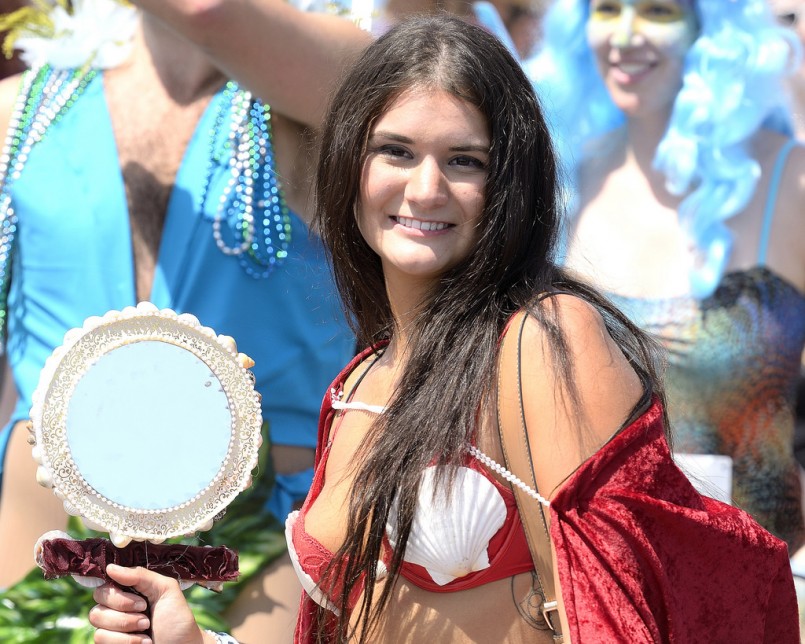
top-left (358, 87), bottom-right (489, 287)
top-left (586, 0), bottom-right (698, 117)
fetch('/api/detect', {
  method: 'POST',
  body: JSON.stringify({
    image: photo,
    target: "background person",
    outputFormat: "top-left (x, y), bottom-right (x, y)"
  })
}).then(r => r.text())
top-left (532, 0), bottom-right (805, 555)
top-left (0, 0), bottom-right (369, 640)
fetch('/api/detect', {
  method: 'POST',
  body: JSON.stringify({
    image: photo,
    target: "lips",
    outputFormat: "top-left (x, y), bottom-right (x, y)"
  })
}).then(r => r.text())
top-left (391, 216), bottom-right (451, 232)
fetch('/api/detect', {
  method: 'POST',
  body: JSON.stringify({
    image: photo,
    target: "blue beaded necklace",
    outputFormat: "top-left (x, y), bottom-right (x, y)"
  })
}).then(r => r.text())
top-left (0, 70), bottom-right (293, 351)
top-left (201, 80), bottom-right (293, 279)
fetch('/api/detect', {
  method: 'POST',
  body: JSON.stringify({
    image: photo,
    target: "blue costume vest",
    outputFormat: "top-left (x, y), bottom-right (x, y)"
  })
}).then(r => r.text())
top-left (0, 72), bottom-right (354, 478)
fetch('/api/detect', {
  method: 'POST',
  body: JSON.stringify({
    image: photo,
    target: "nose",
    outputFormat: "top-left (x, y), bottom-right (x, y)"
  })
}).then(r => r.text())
top-left (405, 157), bottom-right (449, 209)
top-left (611, 7), bottom-right (642, 48)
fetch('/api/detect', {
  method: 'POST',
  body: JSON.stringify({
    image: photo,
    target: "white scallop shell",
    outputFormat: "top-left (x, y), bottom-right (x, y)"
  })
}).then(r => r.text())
top-left (34, 530), bottom-right (71, 568)
top-left (386, 466), bottom-right (507, 586)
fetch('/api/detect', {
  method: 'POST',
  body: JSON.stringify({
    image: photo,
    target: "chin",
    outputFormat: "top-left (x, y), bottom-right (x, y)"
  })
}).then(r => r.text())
top-left (609, 93), bottom-right (667, 120)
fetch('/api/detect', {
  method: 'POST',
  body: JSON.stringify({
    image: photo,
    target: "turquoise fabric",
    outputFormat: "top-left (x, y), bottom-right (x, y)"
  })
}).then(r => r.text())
top-left (0, 73), bottom-right (354, 479)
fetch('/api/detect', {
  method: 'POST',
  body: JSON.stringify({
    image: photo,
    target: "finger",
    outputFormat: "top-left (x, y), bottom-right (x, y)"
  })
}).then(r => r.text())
top-left (89, 604), bottom-right (150, 634)
top-left (104, 564), bottom-right (181, 603)
top-left (93, 627), bottom-right (153, 644)
top-left (93, 582), bottom-right (148, 613)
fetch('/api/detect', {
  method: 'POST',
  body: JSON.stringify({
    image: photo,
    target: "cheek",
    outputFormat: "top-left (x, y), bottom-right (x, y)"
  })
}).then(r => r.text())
top-left (586, 17), bottom-right (696, 58)
top-left (638, 20), bottom-right (696, 57)
top-left (468, 192), bottom-right (485, 224)
top-left (586, 20), bottom-right (612, 52)
top-left (361, 159), bottom-right (400, 208)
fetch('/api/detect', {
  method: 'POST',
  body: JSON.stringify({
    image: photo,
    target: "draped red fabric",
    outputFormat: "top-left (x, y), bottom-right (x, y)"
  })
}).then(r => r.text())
top-left (551, 399), bottom-right (799, 643)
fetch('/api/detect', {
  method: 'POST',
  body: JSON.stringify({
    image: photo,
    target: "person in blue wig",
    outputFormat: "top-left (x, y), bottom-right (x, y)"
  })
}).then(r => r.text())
top-left (530, 0), bottom-right (805, 557)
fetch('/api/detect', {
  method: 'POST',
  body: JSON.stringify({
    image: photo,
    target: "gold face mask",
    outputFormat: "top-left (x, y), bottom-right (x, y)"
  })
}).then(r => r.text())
top-left (588, 0), bottom-right (696, 50)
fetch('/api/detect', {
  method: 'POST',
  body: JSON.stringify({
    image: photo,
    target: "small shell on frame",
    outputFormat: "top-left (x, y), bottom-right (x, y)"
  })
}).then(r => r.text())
top-left (82, 517), bottom-right (107, 533)
top-left (237, 353), bottom-right (255, 369)
top-left (387, 466), bottom-right (507, 586)
top-left (109, 531), bottom-right (132, 548)
top-left (35, 465), bottom-right (53, 489)
top-left (61, 501), bottom-right (81, 517)
top-left (135, 301), bottom-right (159, 315)
top-left (177, 312), bottom-right (200, 327)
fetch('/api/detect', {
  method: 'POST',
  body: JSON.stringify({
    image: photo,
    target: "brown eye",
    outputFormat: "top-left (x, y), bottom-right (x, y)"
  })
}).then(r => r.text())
top-left (590, 1), bottom-right (622, 20)
top-left (636, 1), bottom-right (686, 23)
top-left (777, 12), bottom-right (798, 27)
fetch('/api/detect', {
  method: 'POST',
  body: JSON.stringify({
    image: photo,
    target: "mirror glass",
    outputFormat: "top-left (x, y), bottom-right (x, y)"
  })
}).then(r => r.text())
top-left (67, 341), bottom-right (232, 510)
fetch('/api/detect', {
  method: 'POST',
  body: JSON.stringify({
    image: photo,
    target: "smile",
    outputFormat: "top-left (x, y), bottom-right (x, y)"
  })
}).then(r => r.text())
top-left (617, 62), bottom-right (652, 75)
top-left (392, 216), bottom-right (452, 232)
top-left (609, 60), bottom-right (655, 84)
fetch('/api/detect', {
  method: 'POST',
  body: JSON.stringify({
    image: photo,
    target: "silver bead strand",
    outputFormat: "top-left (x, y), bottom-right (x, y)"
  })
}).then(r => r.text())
top-left (212, 89), bottom-right (255, 256)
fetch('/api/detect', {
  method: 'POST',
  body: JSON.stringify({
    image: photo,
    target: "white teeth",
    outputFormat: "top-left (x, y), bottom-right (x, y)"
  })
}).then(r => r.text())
top-left (617, 63), bottom-right (650, 75)
top-left (394, 216), bottom-right (450, 231)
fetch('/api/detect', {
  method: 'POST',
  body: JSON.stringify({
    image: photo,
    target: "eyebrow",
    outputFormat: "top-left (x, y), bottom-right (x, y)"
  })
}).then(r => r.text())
top-left (370, 131), bottom-right (490, 154)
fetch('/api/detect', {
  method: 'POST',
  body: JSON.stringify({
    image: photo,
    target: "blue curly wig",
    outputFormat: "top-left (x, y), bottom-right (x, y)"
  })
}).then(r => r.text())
top-left (528, 0), bottom-right (800, 296)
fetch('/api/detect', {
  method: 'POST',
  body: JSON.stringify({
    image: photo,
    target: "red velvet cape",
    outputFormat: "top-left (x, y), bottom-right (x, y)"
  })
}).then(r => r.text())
top-left (552, 399), bottom-right (798, 642)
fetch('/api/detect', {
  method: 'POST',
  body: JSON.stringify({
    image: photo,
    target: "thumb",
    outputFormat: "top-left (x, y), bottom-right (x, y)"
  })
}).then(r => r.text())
top-left (105, 563), bottom-right (179, 602)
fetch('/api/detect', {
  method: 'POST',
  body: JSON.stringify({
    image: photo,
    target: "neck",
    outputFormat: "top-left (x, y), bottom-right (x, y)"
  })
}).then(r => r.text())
top-left (788, 78), bottom-right (805, 139)
top-left (384, 271), bottom-right (433, 364)
top-left (623, 104), bottom-right (673, 171)
top-left (137, 14), bottom-right (226, 104)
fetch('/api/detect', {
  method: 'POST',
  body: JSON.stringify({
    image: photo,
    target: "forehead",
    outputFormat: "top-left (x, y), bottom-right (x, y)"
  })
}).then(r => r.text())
top-left (588, 0), bottom-right (694, 9)
top-left (377, 87), bottom-right (486, 126)
top-left (767, 0), bottom-right (799, 10)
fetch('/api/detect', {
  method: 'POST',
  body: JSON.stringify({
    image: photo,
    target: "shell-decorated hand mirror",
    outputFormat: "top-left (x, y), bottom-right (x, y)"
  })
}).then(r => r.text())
top-left (28, 302), bottom-right (262, 599)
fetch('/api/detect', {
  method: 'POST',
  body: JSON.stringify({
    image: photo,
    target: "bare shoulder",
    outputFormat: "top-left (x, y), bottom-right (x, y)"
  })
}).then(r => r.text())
top-left (0, 74), bottom-right (25, 141)
top-left (514, 294), bottom-right (645, 496)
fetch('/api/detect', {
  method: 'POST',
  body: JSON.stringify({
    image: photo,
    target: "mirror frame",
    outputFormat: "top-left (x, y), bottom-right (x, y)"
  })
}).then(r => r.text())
top-left (29, 302), bottom-right (262, 547)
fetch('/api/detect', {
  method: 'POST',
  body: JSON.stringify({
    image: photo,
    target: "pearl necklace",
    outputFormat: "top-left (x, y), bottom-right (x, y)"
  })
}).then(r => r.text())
top-left (0, 65), bottom-right (98, 351)
top-left (330, 396), bottom-right (551, 507)
top-left (201, 81), bottom-right (292, 279)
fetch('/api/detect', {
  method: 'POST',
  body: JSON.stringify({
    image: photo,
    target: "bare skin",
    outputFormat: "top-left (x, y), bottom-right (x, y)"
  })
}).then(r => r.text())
top-left (88, 293), bottom-right (641, 644)
top-left (564, 0), bottom-right (805, 568)
top-left (125, 0), bottom-right (372, 128)
top-left (768, 0), bottom-right (805, 138)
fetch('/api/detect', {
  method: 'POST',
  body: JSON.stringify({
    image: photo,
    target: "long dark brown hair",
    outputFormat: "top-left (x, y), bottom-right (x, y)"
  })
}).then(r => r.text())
top-left (313, 14), bottom-right (666, 642)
